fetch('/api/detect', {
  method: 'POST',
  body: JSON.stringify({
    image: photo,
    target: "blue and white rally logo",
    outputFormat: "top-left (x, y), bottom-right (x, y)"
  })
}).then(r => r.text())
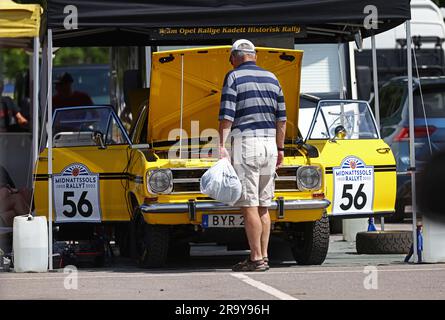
top-left (61, 163), bottom-right (89, 177)
top-left (53, 163), bottom-right (101, 223)
top-left (332, 156), bottom-right (374, 215)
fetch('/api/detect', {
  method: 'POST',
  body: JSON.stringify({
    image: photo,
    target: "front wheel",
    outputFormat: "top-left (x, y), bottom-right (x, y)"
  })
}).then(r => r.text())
top-left (168, 240), bottom-right (191, 263)
top-left (135, 215), bottom-right (169, 268)
top-left (289, 212), bottom-right (330, 265)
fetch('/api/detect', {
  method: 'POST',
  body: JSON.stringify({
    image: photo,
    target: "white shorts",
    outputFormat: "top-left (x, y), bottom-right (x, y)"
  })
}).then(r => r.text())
top-left (231, 136), bottom-right (278, 207)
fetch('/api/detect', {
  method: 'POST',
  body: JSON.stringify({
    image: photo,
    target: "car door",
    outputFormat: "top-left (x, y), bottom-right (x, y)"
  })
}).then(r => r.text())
top-left (305, 100), bottom-right (397, 217)
top-left (34, 106), bottom-right (137, 223)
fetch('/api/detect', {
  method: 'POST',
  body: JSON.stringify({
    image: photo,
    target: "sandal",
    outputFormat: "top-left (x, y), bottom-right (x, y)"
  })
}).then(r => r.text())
top-left (232, 258), bottom-right (267, 272)
top-left (263, 257), bottom-right (270, 270)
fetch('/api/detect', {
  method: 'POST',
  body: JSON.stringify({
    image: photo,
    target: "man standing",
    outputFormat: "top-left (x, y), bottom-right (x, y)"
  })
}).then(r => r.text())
top-left (0, 79), bottom-right (28, 132)
top-left (52, 72), bottom-right (93, 111)
top-left (219, 39), bottom-right (286, 272)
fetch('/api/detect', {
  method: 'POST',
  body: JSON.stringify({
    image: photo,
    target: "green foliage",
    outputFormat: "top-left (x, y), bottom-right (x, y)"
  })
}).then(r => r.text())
top-left (0, 47), bottom-right (109, 81)
top-left (0, 49), bottom-right (29, 80)
top-left (53, 47), bottom-right (110, 66)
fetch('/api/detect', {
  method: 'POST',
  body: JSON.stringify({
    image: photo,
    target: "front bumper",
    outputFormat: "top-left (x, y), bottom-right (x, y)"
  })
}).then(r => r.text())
top-left (140, 198), bottom-right (331, 221)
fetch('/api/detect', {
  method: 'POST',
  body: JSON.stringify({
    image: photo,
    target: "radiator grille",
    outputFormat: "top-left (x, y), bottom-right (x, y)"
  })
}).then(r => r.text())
top-left (171, 166), bottom-right (299, 193)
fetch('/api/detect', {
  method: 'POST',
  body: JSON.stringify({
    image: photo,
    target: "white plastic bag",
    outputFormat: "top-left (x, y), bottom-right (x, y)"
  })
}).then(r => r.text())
top-left (200, 158), bottom-right (242, 205)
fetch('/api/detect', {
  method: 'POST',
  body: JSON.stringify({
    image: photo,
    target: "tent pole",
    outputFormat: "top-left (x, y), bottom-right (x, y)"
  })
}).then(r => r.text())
top-left (32, 36), bottom-right (40, 175)
top-left (371, 35), bottom-right (380, 130)
top-left (145, 46), bottom-right (151, 88)
top-left (371, 34), bottom-right (384, 230)
top-left (337, 43), bottom-right (345, 127)
top-left (179, 54), bottom-right (184, 159)
top-left (47, 29), bottom-right (54, 271)
top-left (406, 20), bottom-right (418, 263)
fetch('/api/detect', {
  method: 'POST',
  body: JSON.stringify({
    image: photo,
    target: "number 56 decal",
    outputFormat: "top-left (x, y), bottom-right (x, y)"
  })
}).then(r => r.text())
top-left (53, 164), bottom-right (102, 223)
top-left (332, 157), bottom-right (374, 215)
top-left (62, 191), bottom-right (93, 218)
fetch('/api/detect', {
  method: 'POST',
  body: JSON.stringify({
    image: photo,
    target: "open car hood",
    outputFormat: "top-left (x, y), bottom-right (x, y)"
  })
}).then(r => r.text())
top-left (148, 46), bottom-right (303, 144)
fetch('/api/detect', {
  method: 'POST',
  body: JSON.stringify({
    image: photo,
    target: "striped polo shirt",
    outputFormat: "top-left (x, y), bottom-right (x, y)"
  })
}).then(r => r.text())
top-left (219, 61), bottom-right (286, 137)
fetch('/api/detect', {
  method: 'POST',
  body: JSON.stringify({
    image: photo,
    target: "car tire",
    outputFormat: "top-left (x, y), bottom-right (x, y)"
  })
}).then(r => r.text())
top-left (290, 212), bottom-right (330, 265)
top-left (356, 231), bottom-right (412, 254)
top-left (168, 240), bottom-right (191, 262)
top-left (329, 217), bottom-right (343, 234)
top-left (137, 220), bottom-right (170, 268)
top-left (115, 224), bottom-right (131, 258)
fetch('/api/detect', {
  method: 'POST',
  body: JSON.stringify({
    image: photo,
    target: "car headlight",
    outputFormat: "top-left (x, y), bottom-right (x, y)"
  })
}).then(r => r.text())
top-left (297, 166), bottom-right (322, 191)
top-left (147, 169), bottom-right (173, 194)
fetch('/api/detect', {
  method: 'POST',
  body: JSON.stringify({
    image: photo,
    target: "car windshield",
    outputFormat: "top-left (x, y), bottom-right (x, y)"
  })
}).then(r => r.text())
top-left (52, 107), bottom-right (128, 147)
top-left (308, 101), bottom-right (379, 140)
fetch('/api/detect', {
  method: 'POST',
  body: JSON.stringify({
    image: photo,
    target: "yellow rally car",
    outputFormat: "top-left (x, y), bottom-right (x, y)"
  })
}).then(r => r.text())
top-left (34, 46), bottom-right (396, 267)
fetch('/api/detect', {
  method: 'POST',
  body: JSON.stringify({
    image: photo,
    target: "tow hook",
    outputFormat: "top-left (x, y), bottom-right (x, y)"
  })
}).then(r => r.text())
top-left (188, 199), bottom-right (196, 222)
top-left (277, 197), bottom-right (285, 219)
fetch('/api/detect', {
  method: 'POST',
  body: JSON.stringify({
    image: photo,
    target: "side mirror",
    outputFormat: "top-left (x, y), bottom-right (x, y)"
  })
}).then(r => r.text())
top-left (92, 131), bottom-right (106, 149)
top-left (334, 125), bottom-right (347, 140)
top-left (294, 138), bottom-right (319, 158)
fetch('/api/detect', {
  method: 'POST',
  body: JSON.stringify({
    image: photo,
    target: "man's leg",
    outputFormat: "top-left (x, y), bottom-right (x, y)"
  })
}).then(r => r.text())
top-left (258, 206), bottom-right (271, 259)
top-left (258, 137), bottom-right (277, 261)
top-left (241, 206), bottom-right (263, 261)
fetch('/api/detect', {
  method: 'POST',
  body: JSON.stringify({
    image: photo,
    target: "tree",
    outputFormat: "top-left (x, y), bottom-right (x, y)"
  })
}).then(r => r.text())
top-left (54, 47), bottom-right (110, 66)
top-left (0, 49), bottom-right (29, 81)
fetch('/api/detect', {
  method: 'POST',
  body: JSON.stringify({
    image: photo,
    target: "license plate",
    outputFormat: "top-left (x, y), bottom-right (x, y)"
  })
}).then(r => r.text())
top-left (202, 214), bottom-right (244, 228)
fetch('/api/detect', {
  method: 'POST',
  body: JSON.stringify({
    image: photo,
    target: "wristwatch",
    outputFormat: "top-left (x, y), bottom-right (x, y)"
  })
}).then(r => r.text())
top-left (277, 147), bottom-right (285, 151)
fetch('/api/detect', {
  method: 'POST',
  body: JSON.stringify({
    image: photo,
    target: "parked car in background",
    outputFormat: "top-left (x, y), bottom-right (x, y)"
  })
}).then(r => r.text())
top-left (376, 76), bottom-right (445, 221)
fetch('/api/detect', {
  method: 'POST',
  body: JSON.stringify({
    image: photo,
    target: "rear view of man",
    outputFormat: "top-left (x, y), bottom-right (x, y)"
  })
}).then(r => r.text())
top-left (218, 39), bottom-right (287, 272)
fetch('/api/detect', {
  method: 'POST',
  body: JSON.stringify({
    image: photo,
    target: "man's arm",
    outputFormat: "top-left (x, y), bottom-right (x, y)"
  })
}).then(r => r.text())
top-left (276, 86), bottom-right (286, 168)
top-left (218, 119), bottom-right (232, 159)
top-left (276, 120), bottom-right (286, 168)
top-left (4, 97), bottom-right (28, 126)
top-left (15, 112), bottom-right (28, 126)
top-left (218, 72), bottom-right (236, 159)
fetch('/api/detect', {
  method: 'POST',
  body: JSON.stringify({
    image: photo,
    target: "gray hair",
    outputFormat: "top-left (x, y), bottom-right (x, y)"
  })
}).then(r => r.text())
top-left (232, 43), bottom-right (256, 58)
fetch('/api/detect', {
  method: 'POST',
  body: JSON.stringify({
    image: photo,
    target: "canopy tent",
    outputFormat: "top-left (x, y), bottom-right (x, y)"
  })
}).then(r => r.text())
top-left (0, 0), bottom-right (41, 38)
top-left (46, 0), bottom-right (410, 46)
top-left (0, 0), bottom-right (42, 180)
top-left (43, 0), bottom-right (419, 269)
top-left (0, 0), bottom-right (42, 48)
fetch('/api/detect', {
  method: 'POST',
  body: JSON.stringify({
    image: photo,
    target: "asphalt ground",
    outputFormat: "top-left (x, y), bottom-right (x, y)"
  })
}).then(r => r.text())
top-left (1, 223), bottom-right (445, 301)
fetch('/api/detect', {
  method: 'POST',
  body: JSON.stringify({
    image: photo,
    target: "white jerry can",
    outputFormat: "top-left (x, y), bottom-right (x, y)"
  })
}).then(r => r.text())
top-left (13, 215), bottom-right (48, 272)
top-left (423, 216), bottom-right (445, 263)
